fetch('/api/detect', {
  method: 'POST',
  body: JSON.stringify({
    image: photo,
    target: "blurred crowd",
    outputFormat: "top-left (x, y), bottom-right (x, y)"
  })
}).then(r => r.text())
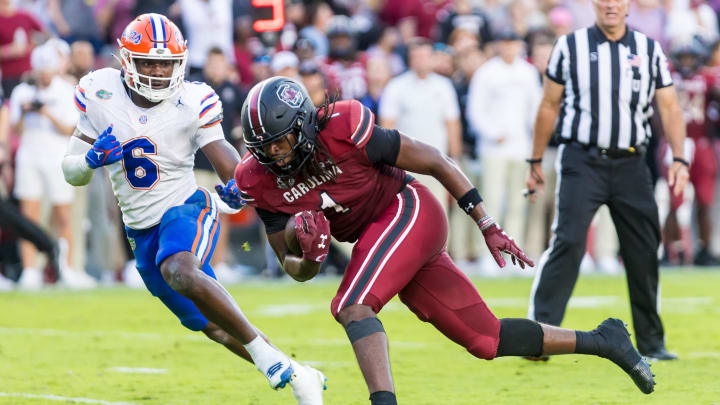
top-left (1, 0), bottom-right (720, 291)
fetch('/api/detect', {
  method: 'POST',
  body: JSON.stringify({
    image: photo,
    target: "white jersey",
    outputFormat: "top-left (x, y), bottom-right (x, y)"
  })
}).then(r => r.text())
top-left (74, 68), bottom-right (224, 229)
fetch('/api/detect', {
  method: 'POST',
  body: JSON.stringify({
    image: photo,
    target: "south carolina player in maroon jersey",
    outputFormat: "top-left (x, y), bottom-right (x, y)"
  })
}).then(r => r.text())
top-left (664, 41), bottom-right (720, 265)
top-left (230, 77), bottom-right (655, 404)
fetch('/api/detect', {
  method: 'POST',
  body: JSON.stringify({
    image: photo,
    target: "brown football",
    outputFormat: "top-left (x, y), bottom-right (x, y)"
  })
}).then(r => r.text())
top-left (284, 215), bottom-right (302, 256)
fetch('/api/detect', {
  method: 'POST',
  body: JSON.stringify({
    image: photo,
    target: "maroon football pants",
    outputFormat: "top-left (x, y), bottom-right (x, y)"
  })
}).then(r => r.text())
top-left (331, 180), bottom-right (501, 359)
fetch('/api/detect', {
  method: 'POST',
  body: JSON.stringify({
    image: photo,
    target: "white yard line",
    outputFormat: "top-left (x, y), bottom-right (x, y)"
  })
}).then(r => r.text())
top-left (687, 352), bottom-right (720, 358)
top-left (0, 392), bottom-right (136, 405)
top-left (108, 367), bottom-right (167, 374)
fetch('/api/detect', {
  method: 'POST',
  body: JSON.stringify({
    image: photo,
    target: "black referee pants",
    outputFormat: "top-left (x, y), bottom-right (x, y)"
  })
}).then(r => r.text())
top-left (528, 142), bottom-right (665, 353)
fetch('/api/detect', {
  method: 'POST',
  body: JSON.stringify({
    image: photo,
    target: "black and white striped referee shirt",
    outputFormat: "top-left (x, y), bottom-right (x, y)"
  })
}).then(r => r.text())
top-left (546, 25), bottom-right (673, 149)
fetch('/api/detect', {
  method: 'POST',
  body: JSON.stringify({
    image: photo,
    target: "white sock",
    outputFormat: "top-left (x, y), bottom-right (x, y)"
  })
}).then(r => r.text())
top-left (243, 336), bottom-right (286, 372)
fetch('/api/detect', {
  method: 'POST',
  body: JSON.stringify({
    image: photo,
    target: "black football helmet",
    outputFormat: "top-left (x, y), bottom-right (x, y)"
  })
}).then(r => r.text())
top-left (241, 76), bottom-right (318, 177)
top-left (670, 37), bottom-right (708, 78)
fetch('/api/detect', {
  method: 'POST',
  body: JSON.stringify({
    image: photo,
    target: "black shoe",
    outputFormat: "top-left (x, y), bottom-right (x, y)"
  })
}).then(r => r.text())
top-left (522, 355), bottom-right (550, 362)
top-left (596, 318), bottom-right (656, 394)
top-left (694, 248), bottom-right (720, 267)
top-left (641, 347), bottom-right (678, 361)
top-left (523, 355), bottom-right (550, 363)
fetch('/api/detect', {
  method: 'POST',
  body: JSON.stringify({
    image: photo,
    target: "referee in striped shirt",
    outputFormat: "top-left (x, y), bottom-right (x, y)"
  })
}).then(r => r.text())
top-left (525, 0), bottom-right (689, 361)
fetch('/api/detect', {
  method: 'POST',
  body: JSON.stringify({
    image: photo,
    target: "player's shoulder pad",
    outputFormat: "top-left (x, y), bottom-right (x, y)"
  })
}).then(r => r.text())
top-left (74, 68), bottom-right (122, 114)
top-left (234, 152), bottom-right (265, 205)
top-left (322, 99), bottom-right (375, 149)
top-left (182, 80), bottom-right (223, 128)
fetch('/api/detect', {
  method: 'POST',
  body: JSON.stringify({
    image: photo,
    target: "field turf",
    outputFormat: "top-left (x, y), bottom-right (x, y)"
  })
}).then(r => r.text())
top-left (1, 269), bottom-right (719, 404)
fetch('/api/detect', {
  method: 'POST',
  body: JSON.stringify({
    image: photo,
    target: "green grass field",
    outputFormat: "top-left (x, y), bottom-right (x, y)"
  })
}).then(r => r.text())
top-left (1, 269), bottom-right (719, 405)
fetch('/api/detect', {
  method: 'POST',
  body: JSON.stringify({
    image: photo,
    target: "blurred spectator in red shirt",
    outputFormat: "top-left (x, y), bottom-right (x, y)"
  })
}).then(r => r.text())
top-left (0, 0), bottom-right (45, 97)
top-left (322, 15), bottom-right (367, 100)
top-left (379, 0), bottom-right (450, 39)
top-left (233, 16), bottom-right (258, 88)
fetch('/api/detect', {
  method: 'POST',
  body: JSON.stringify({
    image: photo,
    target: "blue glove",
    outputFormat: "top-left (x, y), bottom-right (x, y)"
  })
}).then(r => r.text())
top-left (85, 125), bottom-right (122, 169)
top-left (215, 179), bottom-right (245, 210)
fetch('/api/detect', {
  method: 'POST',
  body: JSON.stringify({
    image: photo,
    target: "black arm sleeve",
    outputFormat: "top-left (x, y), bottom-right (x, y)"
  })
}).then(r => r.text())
top-left (365, 125), bottom-right (401, 166)
top-left (255, 207), bottom-right (291, 234)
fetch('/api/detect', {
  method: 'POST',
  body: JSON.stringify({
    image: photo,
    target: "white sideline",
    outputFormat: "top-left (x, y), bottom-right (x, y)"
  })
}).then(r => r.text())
top-left (0, 392), bottom-right (136, 405)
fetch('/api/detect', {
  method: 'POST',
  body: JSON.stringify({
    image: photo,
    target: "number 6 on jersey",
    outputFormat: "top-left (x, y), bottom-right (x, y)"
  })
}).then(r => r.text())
top-left (122, 137), bottom-right (160, 189)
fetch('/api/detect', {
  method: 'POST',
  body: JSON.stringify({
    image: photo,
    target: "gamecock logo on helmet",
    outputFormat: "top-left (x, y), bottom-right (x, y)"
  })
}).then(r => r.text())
top-left (277, 83), bottom-right (304, 108)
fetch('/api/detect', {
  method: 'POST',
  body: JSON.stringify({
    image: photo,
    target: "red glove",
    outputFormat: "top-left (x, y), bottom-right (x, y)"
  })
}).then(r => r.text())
top-left (479, 218), bottom-right (534, 269)
top-left (294, 210), bottom-right (331, 263)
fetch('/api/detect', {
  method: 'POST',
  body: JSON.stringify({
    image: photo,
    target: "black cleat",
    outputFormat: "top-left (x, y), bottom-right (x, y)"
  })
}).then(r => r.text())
top-left (641, 347), bottom-right (678, 361)
top-left (522, 355), bottom-right (550, 362)
top-left (596, 318), bottom-right (656, 394)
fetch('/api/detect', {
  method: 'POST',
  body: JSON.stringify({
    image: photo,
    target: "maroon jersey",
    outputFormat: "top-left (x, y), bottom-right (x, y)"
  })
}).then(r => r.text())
top-left (321, 54), bottom-right (368, 100)
top-left (235, 100), bottom-right (408, 242)
top-left (672, 69), bottom-right (717, 140)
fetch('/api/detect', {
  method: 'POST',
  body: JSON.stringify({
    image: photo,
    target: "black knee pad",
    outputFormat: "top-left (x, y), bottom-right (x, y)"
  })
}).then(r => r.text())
top-left (496, 318), bottom-right (544, 357)
top-left (344, 317), bottom-right (385, 343)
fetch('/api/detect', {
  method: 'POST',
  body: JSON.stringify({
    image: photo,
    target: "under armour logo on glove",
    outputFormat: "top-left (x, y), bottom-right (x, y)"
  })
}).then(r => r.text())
top-left (86, 125), bottom-right (122, 169)
top-left (318, 234), bottom-right (328, 249)
top-left (214, 179), bottom-right (245, 210)
top-left (295, 210), bottom-right (331, 263)
top-left (480, 218), bottom-right (535, 269)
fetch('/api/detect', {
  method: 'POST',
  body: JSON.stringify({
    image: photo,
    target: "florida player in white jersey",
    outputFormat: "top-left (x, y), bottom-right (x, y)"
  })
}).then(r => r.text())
top-left (60, 14), bottom-right (325, 404)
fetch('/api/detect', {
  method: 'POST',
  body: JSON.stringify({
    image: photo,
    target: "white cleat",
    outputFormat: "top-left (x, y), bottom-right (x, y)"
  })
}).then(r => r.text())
top-left (18, 268), bottom-right (43, 290)
top-left (60, 268), bottom-right (98, 289)
top-left (290, 360), bottom-right (327, 405)
top-left (262, 358), bottom-right (295, 390)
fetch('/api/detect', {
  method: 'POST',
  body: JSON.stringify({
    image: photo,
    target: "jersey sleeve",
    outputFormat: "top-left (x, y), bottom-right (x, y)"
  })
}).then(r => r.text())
top-left (546, 35), bottom-right (568, 85)
top-left (234, 153), bottom-right (259, 205)
top-left (255, 207), bottom-right (291, 234)
top-left (347, 99), bottom-right (375, 149)
top-left (365, 125), bottom-right (401, 165)
top-left (654, 41), bottom-right (673, 89)
top-left (192, 83), bottom-right (225, 148)
top-left (74, 73), bottom-right (100, 138)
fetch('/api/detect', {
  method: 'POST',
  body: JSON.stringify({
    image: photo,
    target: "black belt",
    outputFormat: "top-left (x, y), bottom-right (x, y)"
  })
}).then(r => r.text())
top-left (565, 141), bottom-right (645, 159)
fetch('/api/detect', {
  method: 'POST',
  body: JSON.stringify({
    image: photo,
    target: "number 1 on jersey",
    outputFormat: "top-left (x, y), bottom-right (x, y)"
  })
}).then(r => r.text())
top-left (122, 137), bottom-right (159, 189)
top-left (319, 191), bottom-right (349, 213)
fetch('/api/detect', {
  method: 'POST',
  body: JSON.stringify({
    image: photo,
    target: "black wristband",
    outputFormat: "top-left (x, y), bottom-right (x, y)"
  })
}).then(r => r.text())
top-left (458, 188), bottom-right (483, 214)
top-left (525, 158), bottom-right (542, 164)
top-left (673, 157), bottom-right (689, 167)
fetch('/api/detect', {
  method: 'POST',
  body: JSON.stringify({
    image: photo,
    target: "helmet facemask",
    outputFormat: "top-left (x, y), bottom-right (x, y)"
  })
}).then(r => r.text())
top-left (246, 122), bottom-right (317, 179)
top-left (118, 44), bottom-right (187, 102)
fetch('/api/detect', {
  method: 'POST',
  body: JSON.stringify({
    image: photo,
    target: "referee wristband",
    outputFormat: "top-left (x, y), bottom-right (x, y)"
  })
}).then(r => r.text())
top-left (673, 157), bottom-right (689, 167)
top-left (458, 188), bottom-right (483, 214)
